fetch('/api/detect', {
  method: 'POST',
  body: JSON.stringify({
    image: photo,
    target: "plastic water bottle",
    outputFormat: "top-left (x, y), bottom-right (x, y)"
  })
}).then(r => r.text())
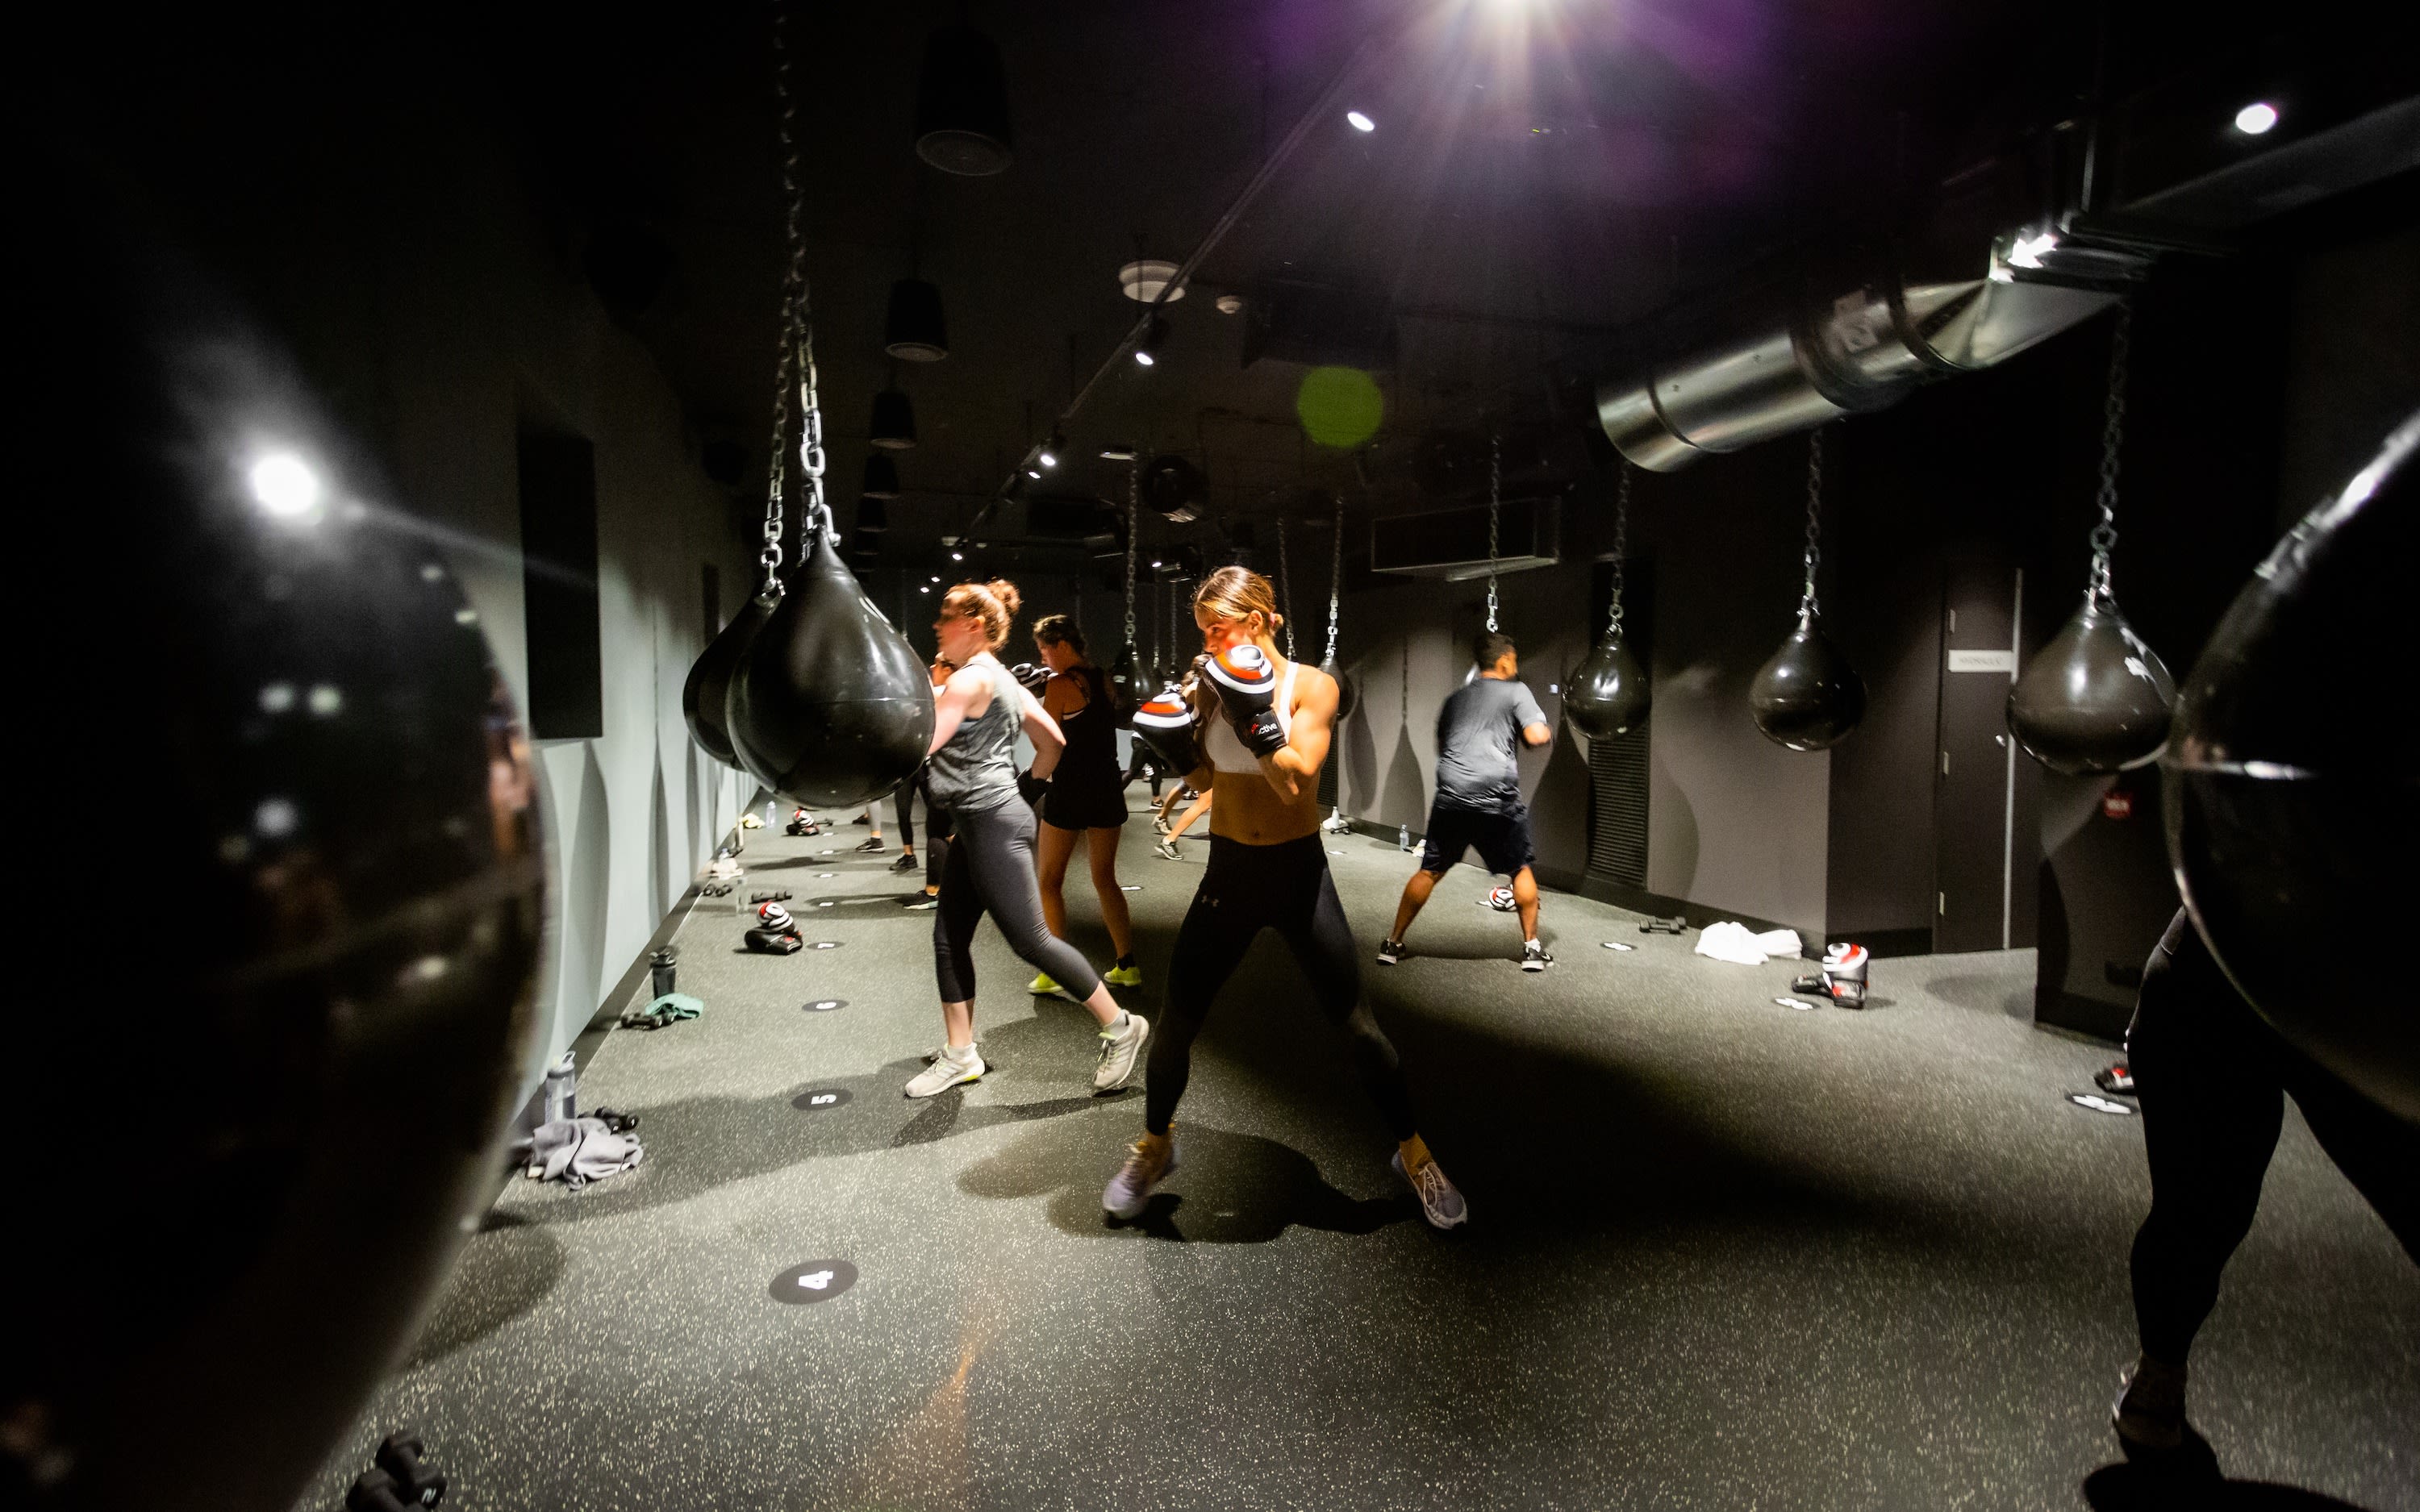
top-left (649, 946), bottom-right (678, 1001)
top-left (543, 1052), bottom-right (578, 1126)
top-left (1399, 823), bottom-right (1411, 852)
top-left (764, 798), bottom-right (778, 827)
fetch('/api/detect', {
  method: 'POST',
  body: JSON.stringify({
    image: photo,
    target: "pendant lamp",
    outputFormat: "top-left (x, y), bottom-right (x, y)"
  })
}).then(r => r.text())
top-left (2008, 307), bottom-right (2176, 774)
top-left (2164, 410), bottom-right (2418, 1121)
top-left (870, 386), bottom-right (917, 451)
top-left (884, 277), bottom-right (949, 361)
top-left (862, 452), bottom-right (901, 499)
top-left (1566, 465), bottom-right (1650, 739)
top-left (1750, 431), bottom-right (1864, 750)
top-left (914, 24), bottom-right (1014, 176)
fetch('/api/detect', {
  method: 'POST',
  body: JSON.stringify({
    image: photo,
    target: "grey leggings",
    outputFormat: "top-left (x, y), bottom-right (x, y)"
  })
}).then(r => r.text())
top-left (933, 798), bottom-right (1102, 1004)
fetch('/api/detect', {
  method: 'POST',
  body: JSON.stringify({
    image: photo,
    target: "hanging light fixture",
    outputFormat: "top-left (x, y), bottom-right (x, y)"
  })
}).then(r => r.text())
top-left (1750, 430), bottom-right (1866, 750)
top-left (857, 497), bottom-right (889, 534)
top-left (861, 452), bottom-right (900, 499)
top-left (883, 278), bottom-right (949, 361)
top-left (1038, 431), bottom-right (1065, 469)
top-left (1117, 260), bottom-right (1187, 304)
top-left (1134, 314), bottom-right (1168, 368)
top-left (869, 385), bottom-right (917, 450)
top-left (2008, 306), bottom-right (2176, 773)
top-left (914, 24), bottom-right (1014, 176)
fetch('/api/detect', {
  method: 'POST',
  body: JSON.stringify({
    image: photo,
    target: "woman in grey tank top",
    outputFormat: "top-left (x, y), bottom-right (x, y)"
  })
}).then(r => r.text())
top-left (906, 580), bottom-right (1151, 1101)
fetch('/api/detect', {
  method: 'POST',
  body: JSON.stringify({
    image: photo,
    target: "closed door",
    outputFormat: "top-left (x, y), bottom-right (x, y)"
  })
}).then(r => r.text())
top-left (1934, 561), bottom-right (2023, 952)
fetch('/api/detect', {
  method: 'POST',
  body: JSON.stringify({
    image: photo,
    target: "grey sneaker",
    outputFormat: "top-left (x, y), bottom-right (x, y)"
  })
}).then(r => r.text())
top-left (2112, 1354), bottom-right (2187, 1452)
top-left (904, 1045), bottom-right (984, 1098)
top-left (1103, 1133), bottom-right (1179, 1219)
top-left (1376, 938), bottom-right (1405, 965)
top-left (1093, 1011), bottom-right (1150, 1093)
top-left (1521, 939), bottom-right (1553, 972)
top-left (1392, 1149), bottom-right (1468, 1230)
top-left (1154, 838), bottom-right (1180, 860)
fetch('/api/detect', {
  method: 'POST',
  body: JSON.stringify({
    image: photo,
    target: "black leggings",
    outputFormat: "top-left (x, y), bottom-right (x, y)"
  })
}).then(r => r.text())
top-left (1146, 832), bottom-right (1416, 1139)
top-left (2127, 909), bottom-right (2418, 1364)
top-left (933, 798), bottom-right (1101, 1006)
top-left (894, 784), bottom-right (917, 848)
top-left (924, 804), bottom-right (952, 891)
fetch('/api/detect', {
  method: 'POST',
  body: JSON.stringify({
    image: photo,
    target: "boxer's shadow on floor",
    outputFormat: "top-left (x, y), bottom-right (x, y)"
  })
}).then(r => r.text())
top-left (958, 1118), bottom-right (1408, 1245)
top-left (2082, 1462), bottom-right (2368, 1510)
top-left (400, 1210), bottom-right (565, 1368)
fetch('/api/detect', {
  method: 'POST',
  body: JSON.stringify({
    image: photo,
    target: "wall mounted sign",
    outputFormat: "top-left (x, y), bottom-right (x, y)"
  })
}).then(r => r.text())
top-left (770, 1259), bottom-right (859, 1304)
top-left (1946, 649), bottom-right (2017, 673)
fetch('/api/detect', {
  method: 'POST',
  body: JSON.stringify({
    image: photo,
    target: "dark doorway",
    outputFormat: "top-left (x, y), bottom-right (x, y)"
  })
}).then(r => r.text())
top-left (1934, 558), bottom-right (2023, 952)
top-left (518, 430), bottom-right (603, 740)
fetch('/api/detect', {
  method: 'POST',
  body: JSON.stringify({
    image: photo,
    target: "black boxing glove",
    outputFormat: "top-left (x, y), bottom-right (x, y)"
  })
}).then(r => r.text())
top-left (1202, 644), bottom-right (1287, 757)
top-left (1016, 768), bottom-right (1051, 806)
top-left (1131, 683), bottom-right (1201, 776)
top-left (745, 927), bottom-right (803, 955)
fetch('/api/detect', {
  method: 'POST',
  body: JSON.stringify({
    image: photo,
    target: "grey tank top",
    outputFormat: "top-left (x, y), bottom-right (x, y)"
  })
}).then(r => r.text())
top-left (923, 655), bottom-right (1022, 813)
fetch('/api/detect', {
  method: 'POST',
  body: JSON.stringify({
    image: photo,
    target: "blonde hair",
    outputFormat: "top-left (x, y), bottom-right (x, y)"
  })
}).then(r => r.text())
top-left (1193, 565), bottom-right (1283, 637)
top-left (941, 578), bottom-right (1022, 651)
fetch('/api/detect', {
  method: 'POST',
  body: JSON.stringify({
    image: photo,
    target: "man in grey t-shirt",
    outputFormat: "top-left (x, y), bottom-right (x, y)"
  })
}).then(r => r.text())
top-left (1379, 631), bottom-right (1556, 972)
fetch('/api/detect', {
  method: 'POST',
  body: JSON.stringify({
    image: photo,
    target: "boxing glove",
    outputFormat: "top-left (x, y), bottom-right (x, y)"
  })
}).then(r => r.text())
top-left (1131, 684), bottom-right (1201, 776)
top-left (1008, 660), bottom-right (1052, 693)
top-left (1203, 644), bottom-right (1287, 757)
top-left (1016, 768), bottom-right (1051, 806)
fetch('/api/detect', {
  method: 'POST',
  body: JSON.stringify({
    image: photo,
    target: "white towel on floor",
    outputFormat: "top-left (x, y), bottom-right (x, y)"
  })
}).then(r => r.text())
top-left (1694, 922), bottom-right (1803, 966)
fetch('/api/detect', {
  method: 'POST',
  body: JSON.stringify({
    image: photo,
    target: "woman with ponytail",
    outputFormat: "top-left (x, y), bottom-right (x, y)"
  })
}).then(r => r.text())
top-left (908, 580), bottom-right (1149, 1099)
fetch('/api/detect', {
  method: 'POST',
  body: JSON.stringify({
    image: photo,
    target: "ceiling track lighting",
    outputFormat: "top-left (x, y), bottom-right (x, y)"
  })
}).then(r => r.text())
top-left (883, 277), bottom-right (949, 360)
top-left (869, 387), bottom-right (917, 451)
top-left (861, 453), bottom-right (901, 499)
top-left (1133, 314), bottom-right (1168, 368)
top-left (914, 24), bottom-right (1014, 175)
top-left (1038, 431), bottom-right (1065, 469)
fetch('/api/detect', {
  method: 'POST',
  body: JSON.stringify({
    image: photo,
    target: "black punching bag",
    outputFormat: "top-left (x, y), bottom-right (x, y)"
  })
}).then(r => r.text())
top-left (727, 526), bottom-right (935, 808)
top-left (1750, 614), bottom-right (1865, 751)
top-left (682, 592), bottom-right (773, 768)
top-left (1320, 657), bottom-right (1362, 723)
top-left (2006, 595), bottom-right (2176, 773)
top-left (21, 221), bottom-right (549, 1507)
top-left (1566, 627), bottom-right (1650, 739)
top-left (2164, 412), bottom-right (2419, 1122)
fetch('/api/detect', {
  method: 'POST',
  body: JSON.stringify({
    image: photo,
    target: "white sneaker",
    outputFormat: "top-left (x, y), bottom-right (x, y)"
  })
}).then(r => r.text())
top-left (1392, 1149), bottom-right (1468, 1230)
top-left (1094, 1012), bottom-right (1150, 1092)
top-left (1103, 1133), bottom-right (1179, 1219)
top-left (1376, 938), bottom-right (1404, 965)
top-left (1521, 939), bottom-right (1553, 972)
top-left (905, 1045), bottom-right (984, 1098)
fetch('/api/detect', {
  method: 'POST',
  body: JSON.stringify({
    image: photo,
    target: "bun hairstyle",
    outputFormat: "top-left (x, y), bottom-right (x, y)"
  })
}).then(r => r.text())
top-left (1193, 565), bottom-right (1283, 637)
top-left (1032, 613), bottom-right (1087, 656)
top-left (941, 577), bottom-right (1021, 651)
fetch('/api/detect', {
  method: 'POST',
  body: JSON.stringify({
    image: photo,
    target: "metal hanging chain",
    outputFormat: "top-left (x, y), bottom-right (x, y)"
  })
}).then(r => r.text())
top-left (1123, 453), bottom-right (1140, 664)
top-left (1798, 428), bottom-right (1825, 623)
top-left (1275, 517), bottom-right (1296, 659)
top-left (2089, 302), bottom-right (2131, 610)
top-left (1485, 428), bottom-right (1503, 632)
top-left (1607, 462), bottom-right (1632, 639)
top-left (1324, 494), bottom-right (1344, 665)
top-left (759, 0), bottom-right (820, 589)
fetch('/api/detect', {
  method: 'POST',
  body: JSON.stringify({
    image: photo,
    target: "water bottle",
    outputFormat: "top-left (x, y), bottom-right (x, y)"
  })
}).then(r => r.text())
top-left (543, 1052), bottom-right (578, 1126)
top-left (764, 798), bottom-right (778, 827)
top-left (1399, 823), bottom-right (1411, 852)
top-left (649, 946), bottom-right (678, 1001)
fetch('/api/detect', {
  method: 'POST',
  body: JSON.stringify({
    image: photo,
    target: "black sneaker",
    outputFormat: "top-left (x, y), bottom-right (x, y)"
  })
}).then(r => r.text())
top-left (888, 852), bottom-right (916, 874)
top-left (853, 838), bottom-right (885, 855)
top-left (1377, 938), bottom-right (1404, 965)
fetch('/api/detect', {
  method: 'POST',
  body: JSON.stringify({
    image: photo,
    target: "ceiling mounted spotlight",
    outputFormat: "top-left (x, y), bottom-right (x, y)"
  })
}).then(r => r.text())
top-left (1346, 110), bottom-right (1375, 132)
top-left (1118, 260), bottom-right (1187, 303)
top-left (914, 24), bottom-right (1014, 175)
top-left (1099, 443), bottom-right (1137, 461)
top-left (857, 497), bottom-right (889, 534)
top-left (870, 386), bottom-right (917, 450)
top-left (1025, 462), bottom-right (1044, 479)
top-left (1133, 314), bottom-right (1168, 368)
top-left (862, 452), bottom-right (901, 499)
top-left (1039, 432), bottom-right (1065, 469)
top-left (884, 278), bottom-right (949, 360)
top-left (1214, 294), bottom-right (1243, 315)
top-left (2233, 100), bottom-right (2280, 135)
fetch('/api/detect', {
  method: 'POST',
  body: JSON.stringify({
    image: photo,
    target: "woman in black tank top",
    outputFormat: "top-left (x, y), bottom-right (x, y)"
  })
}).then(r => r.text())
top-left (1030, 615), bottom-right (1141, 989)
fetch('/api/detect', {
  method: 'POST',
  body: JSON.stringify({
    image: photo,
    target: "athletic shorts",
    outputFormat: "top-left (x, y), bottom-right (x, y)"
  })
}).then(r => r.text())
top-left (1419, 800), bottom-right (1534, 877)
top-left (1042, 780), bottom-right (1129, 831)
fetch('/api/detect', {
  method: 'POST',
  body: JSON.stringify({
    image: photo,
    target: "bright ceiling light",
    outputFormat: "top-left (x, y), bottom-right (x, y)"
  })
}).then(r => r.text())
top-left (1039, 432), bottom-right (1063, 469)
top-left (951, 551), bottom-right (964, 560)
top-left (1134, 314), bottom-right (1167, 368)
top-left (2233, 101), bottom-right (2279, 135)
top-left (2006, 230), bottom-right (2059, 269)
top-left (1346, 110), bottom-right (1375, 132)
top-left (248, 452), bottom-right (322, 517)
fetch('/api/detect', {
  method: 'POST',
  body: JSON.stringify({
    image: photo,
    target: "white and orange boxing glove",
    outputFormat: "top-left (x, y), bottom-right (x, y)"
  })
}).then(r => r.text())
top-left (1131, 683), bottom-right (1202, 775)
top-left (1203, 644), bottom-right (1287, 757)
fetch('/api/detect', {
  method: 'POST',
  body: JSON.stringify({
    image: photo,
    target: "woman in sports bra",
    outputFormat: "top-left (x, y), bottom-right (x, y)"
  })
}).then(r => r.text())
top-left (1027, 614), bottom-right (1143, 992)
top-left (1107, 566), bottom-right (1466, 1229)
top-left (907, 581), bottom-right (1150, 1100)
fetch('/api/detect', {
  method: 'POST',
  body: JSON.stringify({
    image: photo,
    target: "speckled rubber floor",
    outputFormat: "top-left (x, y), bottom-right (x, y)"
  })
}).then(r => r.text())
top-left (294, 809), bottom-right (2418, 1512)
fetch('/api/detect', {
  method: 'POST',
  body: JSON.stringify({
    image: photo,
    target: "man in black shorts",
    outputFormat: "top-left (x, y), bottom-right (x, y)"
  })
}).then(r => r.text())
top-left (1378, 631), bottom-right (1555, 972)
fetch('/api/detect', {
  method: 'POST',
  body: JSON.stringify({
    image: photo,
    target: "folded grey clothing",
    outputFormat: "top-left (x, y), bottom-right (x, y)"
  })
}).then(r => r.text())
top-left (519, 1116), bottom-right (645, 1185)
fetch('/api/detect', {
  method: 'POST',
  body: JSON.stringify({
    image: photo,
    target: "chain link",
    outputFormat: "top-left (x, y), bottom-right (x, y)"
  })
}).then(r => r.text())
top-left (1798, 427), bottom-right (1825, 623)
top-left (1325, 494), bottom-right (1343, 665)
top-left (1608, 463), bottom-right (1632, 638)
top-left (1275, 517), bottom-right (1295, 659)
top-left (1123, 453), bottom-right (1139, 662)
top-left (758, 0), bottom-right (822, 589)
top-left (2089, 303), bottom-right (2130, 609)
top-left (1485, 428), bottom-right (1502, 632)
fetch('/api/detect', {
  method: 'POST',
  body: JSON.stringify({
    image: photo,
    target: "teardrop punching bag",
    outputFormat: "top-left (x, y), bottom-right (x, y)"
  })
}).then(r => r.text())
top-left (23, 198), bottom-right (548, 1510)
top-left (2164, 411), bottom-right (2420, 1122)
top-left (1751, 432), bottom-right (1864, 750)
top-left (682, 593), bottom-right (774, 768)
top-left (728, 520), bottom-right (936, 809)
top-left (1567, 464), bottom-right (1650, 740)
top-left (2008, 308), bottom-right (2176, 774)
